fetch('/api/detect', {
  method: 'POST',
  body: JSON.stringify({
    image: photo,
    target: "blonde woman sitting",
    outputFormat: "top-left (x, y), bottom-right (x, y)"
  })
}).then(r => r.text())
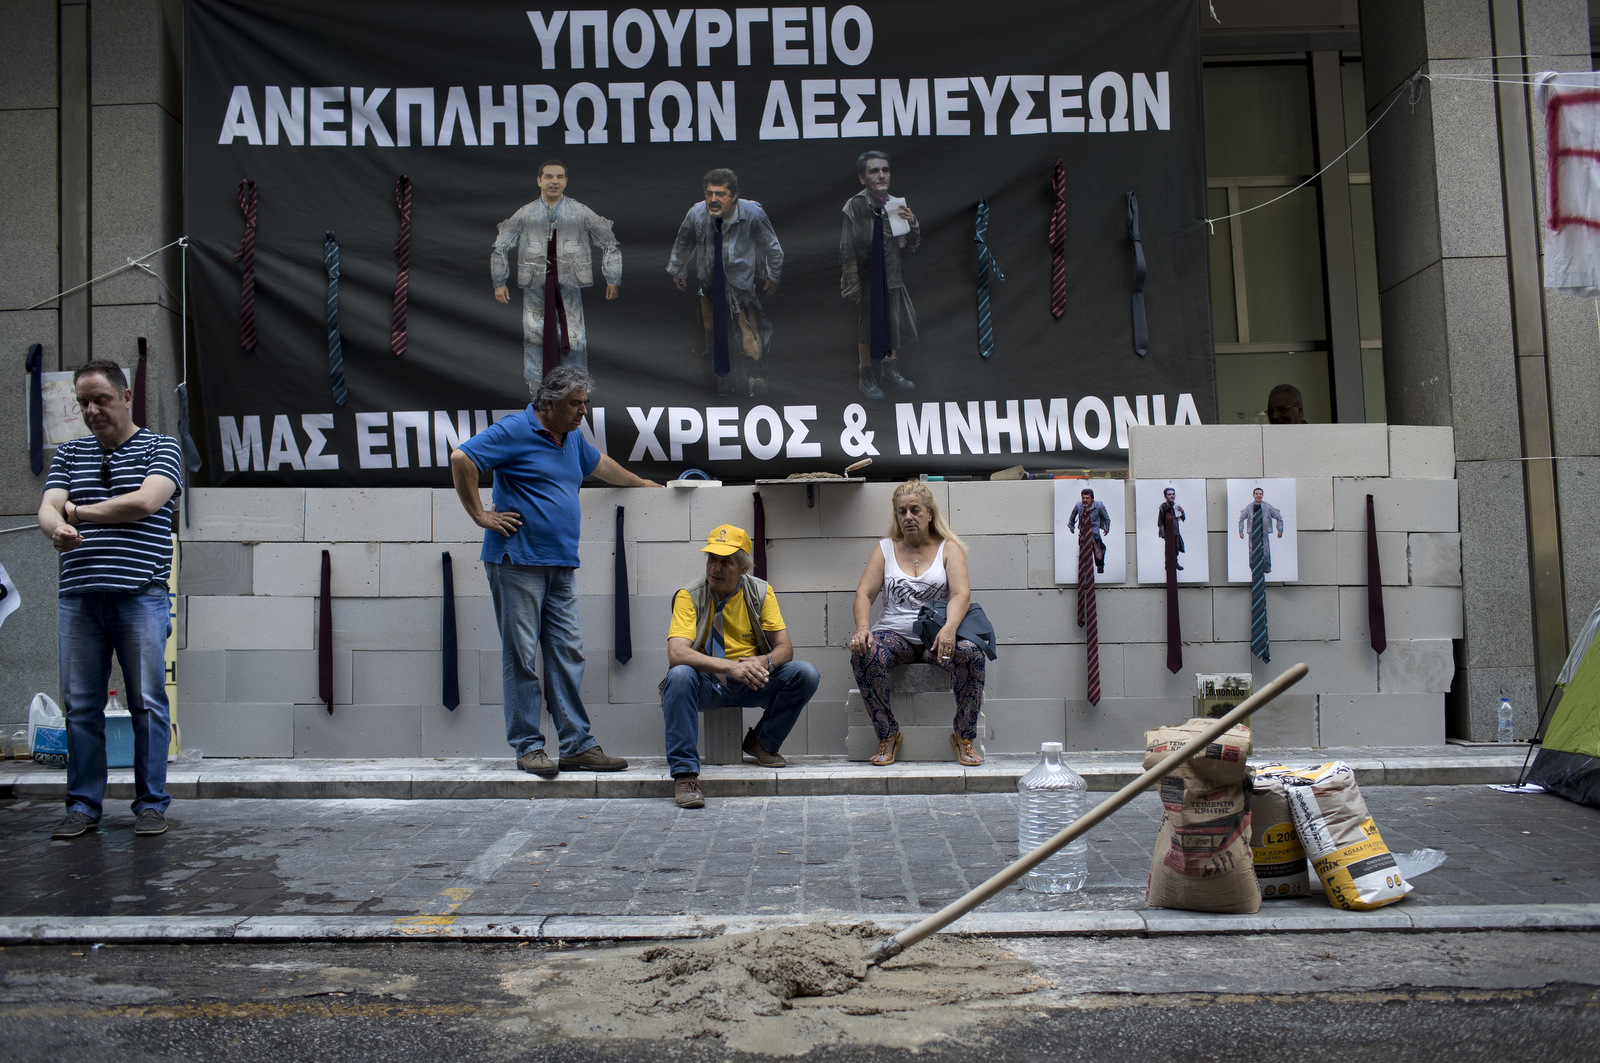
top-left (847, 479), bottom-right (985, 766)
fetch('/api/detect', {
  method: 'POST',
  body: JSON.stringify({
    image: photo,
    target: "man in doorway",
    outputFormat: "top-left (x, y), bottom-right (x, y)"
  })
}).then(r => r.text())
top-left (840, 150), bottom-right (919, 400)
top-left (37, 360), bottom-right (182, 839)
top-left (1157, 486), bottom-right (1186, 571)
top-left (1067, 487), bottom-right (1111, 575)
top-left (667, 168), bottom-right (784, 397)
top-left (1237, 487), bottom-right (1286, 573)
top-left (660, 525), bottom-right (819, 809)
top-left (491, 160), bottom-right (622, 391)
top-left (450, 366), bottom-right (659, 777)
top-left (1266, 383), bottom-right (1306, 425)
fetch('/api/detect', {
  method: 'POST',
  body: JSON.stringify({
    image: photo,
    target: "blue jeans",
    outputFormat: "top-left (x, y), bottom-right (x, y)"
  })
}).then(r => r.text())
top-left (484, 561), bottom-right (597, 759)
top-left (58, 583), bottom-right (172, 819)
top-left (661, 660), bottom-right (820, 777)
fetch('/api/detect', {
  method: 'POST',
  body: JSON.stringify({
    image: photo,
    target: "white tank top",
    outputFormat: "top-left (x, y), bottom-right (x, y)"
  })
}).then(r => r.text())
top-left (874, 538), bottom-right (949, 643)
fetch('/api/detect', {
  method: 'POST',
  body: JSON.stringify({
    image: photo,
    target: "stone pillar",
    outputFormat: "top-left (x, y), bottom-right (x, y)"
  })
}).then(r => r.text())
top-left (1360, 0), bottom-right (1600, 739)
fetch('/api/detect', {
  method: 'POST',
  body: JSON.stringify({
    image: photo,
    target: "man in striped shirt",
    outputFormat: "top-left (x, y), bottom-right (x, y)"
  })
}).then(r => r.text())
top-left (37, 360), bottom-right (182, 840)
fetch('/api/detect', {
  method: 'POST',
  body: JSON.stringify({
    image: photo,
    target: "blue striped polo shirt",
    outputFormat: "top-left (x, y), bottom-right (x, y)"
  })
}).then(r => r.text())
top-left (45, 430), bottom-right (183, 595)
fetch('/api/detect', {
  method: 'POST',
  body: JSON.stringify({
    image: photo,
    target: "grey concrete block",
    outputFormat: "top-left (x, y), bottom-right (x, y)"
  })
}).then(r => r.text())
top-left (89, 105), bottom-right (181, 308)
top-left (254, 542), bottom-right (380, 596)
top-left (635, 541), bottom-right (717, 596)
top-left (1333, 477), bottom-right (1458, 532)
top-left (756, 481), bottom-right (825, 539)
top-left (92, 0), bottom-right (183, 112)
top-left (1129, 425), bottom-right (1262, 479)
top-left (1379, 263), bottom-right (1453, 428)
top-left (1366, 60), bottom-right (1439, 290)
top-left (479, 650), bottom-right (503, 704)
top-left (816, 481), bottom-right (904, 538)
top-left (764, 536), bottom-right (879, 592)
top-left (1454, 665), bottom-right (1539, 742)
top-left (1428, 64), bottom-right (1507, 261)
top-left (1262, 424), bottom-right (1389, 478)
top-left (1098, 587), bottom-right (1214, 644)
top-left (1295, 531), bottom-right (1339, 586)
top-left (964, 534), bottom-right (1028, 591)
top-left (947, 481), bottom-right (1055, 535)
top-left (979, 588), bottom-right (1081, 645)
top-left (453, 594), bottom-right (503, 651)
top-left (773, 591), bottom-right (827, 647)
top-left (0, 0), bottom-right (57, 110)
top-left (294, 704), bottom-right (422, 757)
top-left (1379, 640), bottom-right (1455, 694)
top-left (179, 703), bottom-right (293, 758)
top-left (573, 539), bottom-right (634, 597)
top-left (1388, 426), bottom-right (1456, 479)
top-left (1556, 457), bottom-right (1600, 639)
top-left (1066, 696), bottom-right (1193, 751)
top-left (606, 646), bottom-right (669, 704)
top-left (985, 642), bottom-right (1123, 700)
top-left (1025, 533), bottom-right (1062, 588)
top-left (1455, 460), bottom-right (1533, 669)
top-left (326, 597), bottom-right (439, 651)
top-left (351, 650), bottom-right (449, 707)
top-left (304, 488), bottom-right (432, 542)
top-left (1545, 292), bottom-right (1600, 461)
top-left (1120, 641), bottom-right (1253, 699)
top-left (175, 650), bottom-right (224, 704)
top-left (420, 704), bottom-right (508, 757)
top-left (186, 489), bottom-right (306, 541)
top-left (803, 698), bottom-right (847, 757)
top-left (226, 649), bottom-right (351, 706)
top-left (381, 543), bottom-right (487, 598)
top-left (1408, 532), bottom-right (1462, 586)
top-left (178, 541), bottom-right (252, 597)
top-left (683, 484), bottom-right (773, 544)
top-left (432, 488), bottom-right (489, 543)
top-left (580, 485), bottom-right (694, 542)
top-left (186, 596), bottom-right (313, 650)
top-left (824, 590), bottom-right (861, 645)
top-left (1259, 639), bottom-right (1377, 694)
top-left (585, 701), bottom-right (667, 759)
top-left (1332, 531), bottom-right (1410, 587)
top-left (1521, 2), bottom-right (1592, 63)
top-left (1440, 257), bottom-right (1522, 463)
top-left (1319, 693), bottom-right (1445, 746)
top-left (980, 699), bottom-right (1066, 753)
top-left (1296, 477), bottom-right (1335, 532)
top-left (1339, 585), bottom-right (1463, 642)
top-left (0, 110), bottom-right (59, 312)
top-left (1244, 693), bottom-right (1318, 750)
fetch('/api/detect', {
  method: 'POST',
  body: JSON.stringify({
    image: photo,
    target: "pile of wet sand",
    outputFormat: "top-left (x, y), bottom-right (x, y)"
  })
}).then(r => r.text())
top-left (500, 922), bottom-right (1043, 1055)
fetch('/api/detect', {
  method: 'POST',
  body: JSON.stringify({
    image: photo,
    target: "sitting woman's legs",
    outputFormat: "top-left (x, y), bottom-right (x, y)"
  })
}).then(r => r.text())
top-left (925, 638), bottom-right (986, 741)
top-left (851, 631), bottom-right (920, 740)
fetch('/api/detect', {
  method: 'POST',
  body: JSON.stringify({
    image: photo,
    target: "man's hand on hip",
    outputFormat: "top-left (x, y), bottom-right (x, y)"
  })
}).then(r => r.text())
top-left (476, 506), bottom-right (522, 535)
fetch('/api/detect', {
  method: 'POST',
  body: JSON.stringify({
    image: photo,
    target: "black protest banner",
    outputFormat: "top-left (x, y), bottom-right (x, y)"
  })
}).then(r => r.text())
top-left (184, 0), bottom-right (1213, 485)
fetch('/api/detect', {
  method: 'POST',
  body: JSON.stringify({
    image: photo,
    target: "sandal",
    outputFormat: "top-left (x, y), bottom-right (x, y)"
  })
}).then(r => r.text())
top-left (950, 732), bottom-right (983, 766)
top-left (870, 731), bottom-right (903, 766)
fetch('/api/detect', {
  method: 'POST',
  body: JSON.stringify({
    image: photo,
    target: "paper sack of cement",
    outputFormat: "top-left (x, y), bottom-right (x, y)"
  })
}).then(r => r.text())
top-left (1143, 719), bottom-right (1260, 915)
top-left (1279, 761), bottom-right (1412, 910)
top-left (1248, 766), bottom-right (1312, 899)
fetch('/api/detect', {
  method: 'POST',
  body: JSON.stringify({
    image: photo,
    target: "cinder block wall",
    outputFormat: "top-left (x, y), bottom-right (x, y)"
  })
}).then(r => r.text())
top-left (174, 424), bottom-right (1461, 758)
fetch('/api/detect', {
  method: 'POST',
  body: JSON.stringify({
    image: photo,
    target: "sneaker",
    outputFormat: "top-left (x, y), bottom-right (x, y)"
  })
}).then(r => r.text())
top-left (558, 745), bottom-right (629, 772)
top-left (879, 359), bottom-right (916, 390)
top-left (858, 365), bottom-right (884, 400)
top-left (134, 809), bottom-right (168, 836)
top-left (674, 776), bottom-right (706, 808)
top-left (517, 749), bottom-right (560, 777)
top-left (51, 811), bottom-right (97, 839)
top-left (742, 728), bottom-right (787, 768)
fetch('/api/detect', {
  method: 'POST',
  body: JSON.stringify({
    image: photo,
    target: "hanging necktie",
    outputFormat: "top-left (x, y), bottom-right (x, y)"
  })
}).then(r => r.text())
top-left (391, 174), bottom-right (411, 357)
top-left (1077, 510), bottom-right (1100, 705)
top-left (711, 216), bottom-right (730, 377)
top-left (1164, 505), bottom-right (1182, 674)
top-left (869, 204), bottom-right (892, 361)
top-left (1367, 494), bottom-right (1388, 655)
top-left (708, 592), bottom-right (733, 691)
top-left (26, 343), bottom-right (44, 476)
top-left (1049, 160), bottom-right (1067, 320)
top-left (541, 227), bottom-right (571, 377)
top-left (133, 337), bottom-right (148, 428)
top-left (1126, 191), bottom-right (1148, 356)
top-left (613, 506), bottom-right (632, 664)
top-left (974, 199), bottom-right (1005, 360)
top-left (324, 232), bottom-right (349, 406)
top-left (176, 382), bottom-right (202, 527)
top-left (1250, 503), bottom-right (1270, 663)
top-left (319, 549), bottom-right (334, 714)
top-left (752, 491), bottom-right (767, 580)
top-left (441, 552), bottom-right (459, 709)
top-left (234, 178), bottom-right (258, 353)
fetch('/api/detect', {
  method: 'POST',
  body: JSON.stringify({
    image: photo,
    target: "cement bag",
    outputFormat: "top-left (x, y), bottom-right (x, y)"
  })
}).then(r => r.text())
top-left (1249, 766), bottom-right (1311, 899)
top-left (1143, 719), bottom-right (1259, 914)
top-left (29, 693), bottom-right (67, 767)
top-left (1280, 761), bottom-right (1412, 910)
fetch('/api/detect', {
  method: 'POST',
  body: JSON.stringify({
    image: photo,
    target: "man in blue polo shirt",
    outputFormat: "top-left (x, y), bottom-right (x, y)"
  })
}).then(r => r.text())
top-left (449, 365), bottom-right (660, 776)
top-left (37, 360), bottom-right (182, 840)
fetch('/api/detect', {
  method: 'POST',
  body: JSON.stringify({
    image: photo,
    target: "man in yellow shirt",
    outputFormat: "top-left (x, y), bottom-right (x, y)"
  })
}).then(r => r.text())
top-left (662, 524), bottom-right (820, 808)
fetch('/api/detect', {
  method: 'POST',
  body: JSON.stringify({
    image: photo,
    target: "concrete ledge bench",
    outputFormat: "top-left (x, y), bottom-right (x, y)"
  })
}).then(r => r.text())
top-left (844, 663), bottom-right (990, 761)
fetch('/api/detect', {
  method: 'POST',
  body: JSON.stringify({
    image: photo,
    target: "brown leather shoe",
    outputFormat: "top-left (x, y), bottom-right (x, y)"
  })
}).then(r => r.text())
top-left (950, 732), bottom-right (983, 766)
top-left (517, 750), bottom-right (559, 777)
top-left (869, 731), bottom-right (902, 766)
top-left (742, 728), bottom-right (787, 767)
top-left (674, 776), bottom-right (706, 808)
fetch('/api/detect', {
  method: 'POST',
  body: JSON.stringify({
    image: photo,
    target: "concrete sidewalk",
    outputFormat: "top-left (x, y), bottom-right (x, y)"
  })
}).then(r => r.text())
top-left (0, 743), bottom-right (1532, 802)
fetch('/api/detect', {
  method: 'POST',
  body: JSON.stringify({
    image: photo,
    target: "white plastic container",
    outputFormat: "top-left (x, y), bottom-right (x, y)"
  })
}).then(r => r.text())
top-left (1017, 741), bottom-right (1089, 893)
top-left (1498, 696), bottom-right (1515, 744)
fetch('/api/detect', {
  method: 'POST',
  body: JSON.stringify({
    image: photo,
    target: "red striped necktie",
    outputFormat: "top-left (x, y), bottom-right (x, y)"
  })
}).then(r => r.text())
top-left (1049, 160), bottom-right (1066, 320)
top-left (391, 175), bottom-right (411, 356)
top-left (234, 179), bottom-right (258, 353)
top-left (1077, 513), bottom-right (1100, 705)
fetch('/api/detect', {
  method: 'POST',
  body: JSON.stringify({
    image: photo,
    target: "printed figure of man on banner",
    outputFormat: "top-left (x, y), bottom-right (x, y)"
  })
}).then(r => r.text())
top-left (841, 150), bottom-right (919, 401)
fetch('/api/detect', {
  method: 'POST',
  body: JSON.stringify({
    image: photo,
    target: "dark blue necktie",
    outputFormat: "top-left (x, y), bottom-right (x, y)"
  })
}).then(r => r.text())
top-left (974, 200), bottom-right (1005, 360)
top-left (441, 552), bottom-right (459, 709)
top-left (133, 337), bottom-right (148, 428)
top-left (25, 343), bottom-right (44, 476)
top-left (1250, 503), bottom-right (1270, 662)
top-left (325, 232), bottom-right (349, 406)
top-left (1127, 191), bottom-right (1148, 356)
top-left (711, 217), bottom-right (730, 377)
top-left (614, 506), bottom-right (632, 664)
top-left (869, 205), bottom-right (892, 361)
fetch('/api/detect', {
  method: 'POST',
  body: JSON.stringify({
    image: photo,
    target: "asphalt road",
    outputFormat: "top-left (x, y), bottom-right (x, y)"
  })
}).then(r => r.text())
top-left (2, 931), bottom-right (1596, 1062)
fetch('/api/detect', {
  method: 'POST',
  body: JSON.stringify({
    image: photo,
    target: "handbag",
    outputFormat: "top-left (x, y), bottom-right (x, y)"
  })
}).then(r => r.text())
top-left (915, 599), bottom-right (999, 661)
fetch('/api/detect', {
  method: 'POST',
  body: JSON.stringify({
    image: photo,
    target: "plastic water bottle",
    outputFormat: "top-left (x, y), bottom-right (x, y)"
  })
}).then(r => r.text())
top-left (1017, 741), bottom-right (1089, 893)
top-left (1498, 697), bottom-right (1515, 744)
top-left (106, 690), bottom-right (126, 714)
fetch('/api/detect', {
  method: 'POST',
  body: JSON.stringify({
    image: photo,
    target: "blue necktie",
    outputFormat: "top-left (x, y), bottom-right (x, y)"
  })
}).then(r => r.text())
top-left (441, 552), bottom-right (459, 709)
top-left (325, 232), bottom-right (349, 406)
top-left (974, 200), bottom-right (1005, 360)
top-left (26, 343), bottom-right (44, 476)
top-left (614, 506), bottom-right (632, 664)
top-left (869, 206), bottom-right (892, 361)
top-left (1250, 503), bottom-right (1270, 663)
top-left (708, 591), bottom-right (733, 690)
top-left (711, 217), bottom-right (730, 377)
top-left (1127, 191), bottom-right (1148, 356)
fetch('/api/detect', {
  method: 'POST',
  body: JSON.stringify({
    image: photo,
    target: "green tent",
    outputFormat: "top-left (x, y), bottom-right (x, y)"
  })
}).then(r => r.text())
top-left (1528, 599), bottom-right (1600, 807)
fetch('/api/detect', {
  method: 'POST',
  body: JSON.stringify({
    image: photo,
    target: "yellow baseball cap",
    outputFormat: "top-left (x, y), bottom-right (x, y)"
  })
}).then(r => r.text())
top-left (701, 524), bottom-right (753, 556)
